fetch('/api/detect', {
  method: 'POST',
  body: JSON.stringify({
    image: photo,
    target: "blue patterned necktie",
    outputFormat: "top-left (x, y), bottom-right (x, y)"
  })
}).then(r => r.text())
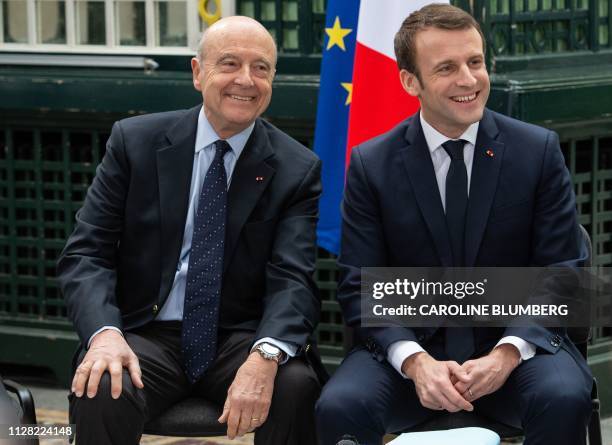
top-left (442, 139), bottom-right (474, 363)
top-left (182, 140), bottom-right (231, 383)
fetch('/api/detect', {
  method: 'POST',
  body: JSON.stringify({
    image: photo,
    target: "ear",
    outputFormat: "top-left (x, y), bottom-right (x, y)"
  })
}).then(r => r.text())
top-left (399, 69), bottom-right (421, 97)
top-left (191, 57), bottom-right (202, 92)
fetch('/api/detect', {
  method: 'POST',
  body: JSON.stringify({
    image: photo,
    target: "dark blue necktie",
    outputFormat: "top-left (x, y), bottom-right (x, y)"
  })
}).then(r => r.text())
top-left (182, 140), bottom-right (231, 383)
top-left (442, 139), bottom-right (474, 362)
top-left (443, 139), bottom-right (468, 266)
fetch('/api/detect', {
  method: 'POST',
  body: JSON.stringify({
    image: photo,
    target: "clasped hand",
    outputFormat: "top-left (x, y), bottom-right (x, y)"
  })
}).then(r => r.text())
top-left (218, 351), bottom-right (278, 439)
top-left (402, 344), bottom-right (520, 412)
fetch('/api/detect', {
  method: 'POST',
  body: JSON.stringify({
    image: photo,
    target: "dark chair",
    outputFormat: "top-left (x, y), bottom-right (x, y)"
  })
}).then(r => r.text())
top-left (3, 379), bottom-right (37, 425)
top-left (3, 379), bottom-right (39, 445)
top-left (143, 398), bottom-right (226, 437)
top-left (347, 225), bottom-right (602, 445)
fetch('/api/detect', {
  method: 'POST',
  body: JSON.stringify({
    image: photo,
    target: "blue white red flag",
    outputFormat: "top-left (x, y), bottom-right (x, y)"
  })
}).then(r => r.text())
top-left (313, 0), bottom-right (360, 255)
top-left (314, 0), bottom-right (447, 254)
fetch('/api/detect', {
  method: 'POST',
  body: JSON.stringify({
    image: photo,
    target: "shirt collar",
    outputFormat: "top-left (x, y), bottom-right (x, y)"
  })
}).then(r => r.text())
top-left (419, 111), bottom-right (479, 155)
top-left (194, 106), bottom-right (255, 157)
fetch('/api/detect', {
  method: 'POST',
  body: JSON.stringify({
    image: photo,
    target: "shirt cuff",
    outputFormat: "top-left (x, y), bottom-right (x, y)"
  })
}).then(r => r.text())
top-left (387, 340), bottom-right (426, 379)
top-left (495, 336), bottom-right (536, 363)
top-left (87, 326), bottom-right (123, 349)
top-left (252, 337), bottom-right (297, 365)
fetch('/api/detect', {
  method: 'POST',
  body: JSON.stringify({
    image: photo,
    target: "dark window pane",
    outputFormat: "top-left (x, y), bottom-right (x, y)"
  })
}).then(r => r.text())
top-left (76, 0), bottom-right (106, 45)
top-left (37, 0), bottom-right (66, 44)
top-left (3, 0), bottom-right (28, 43)
top-left (156, 1), bottom-right (187, 47)
top-left (117, 1), bottom-right (146, 46)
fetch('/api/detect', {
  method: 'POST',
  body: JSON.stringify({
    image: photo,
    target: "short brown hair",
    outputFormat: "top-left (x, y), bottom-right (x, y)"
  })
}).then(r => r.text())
top-left (394, 4), bottom-right (485, 77)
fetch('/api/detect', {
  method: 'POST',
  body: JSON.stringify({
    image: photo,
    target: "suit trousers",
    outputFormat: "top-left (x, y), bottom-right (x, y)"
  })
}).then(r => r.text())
top-left (315, 347), bottom-right (592, 445)
top-left (69, 321), bottom-right (320, 444)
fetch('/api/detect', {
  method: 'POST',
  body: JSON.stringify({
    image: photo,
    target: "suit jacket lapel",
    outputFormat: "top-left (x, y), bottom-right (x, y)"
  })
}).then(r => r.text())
top-left (224, 119), bottom-right (275, 272)
top-left (465, 110), bottom-right (505, 266)
top-left (400, 116), bottom-right (453, 266)
top-left (156, 105), bottom-right (200, 301)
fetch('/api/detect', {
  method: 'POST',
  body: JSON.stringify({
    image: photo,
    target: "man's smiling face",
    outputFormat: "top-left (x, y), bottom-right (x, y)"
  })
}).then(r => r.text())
top-left (400, 26), bottom-right (490, 138)
top-left (191, 17), bottom-right (276, 139)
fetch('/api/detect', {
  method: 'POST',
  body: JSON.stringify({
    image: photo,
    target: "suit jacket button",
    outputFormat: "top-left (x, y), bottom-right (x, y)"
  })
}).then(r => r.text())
top-left (152, 304), bottom-right (159, 314)
top-left (550, 337), bottom-right (560, 347)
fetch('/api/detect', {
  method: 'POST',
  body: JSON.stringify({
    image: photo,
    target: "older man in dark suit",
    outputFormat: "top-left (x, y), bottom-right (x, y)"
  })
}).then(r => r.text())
top-left (316, 4), bottom-right (592, 445)
top-left (58, 16), bottom-right (322, 445)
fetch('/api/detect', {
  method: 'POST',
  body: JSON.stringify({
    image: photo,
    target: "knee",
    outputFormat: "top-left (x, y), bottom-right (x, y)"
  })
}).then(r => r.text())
top-left (315, 384), bottom-right (341, 420)
top-left (552, 385), bottom-right (591, 418)
top-left (275, 360), bottom-right (321, 402)
top-left (532, 378), bottom-right (591, 420)
top-left (70, 370), bottom-right (141, 417)
top-left (267, 360), bottom-right (321, 421)
top-left (316, 383), bottom-right (383, 445)
top-left (316, 381), bottom-right (372, 425)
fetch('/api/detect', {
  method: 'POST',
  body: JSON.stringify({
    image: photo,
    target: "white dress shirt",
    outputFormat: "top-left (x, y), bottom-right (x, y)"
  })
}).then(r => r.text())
top-left (386, 113), bottom-right (536, 378)
top-left (89, 109), bottom-right (296, 362)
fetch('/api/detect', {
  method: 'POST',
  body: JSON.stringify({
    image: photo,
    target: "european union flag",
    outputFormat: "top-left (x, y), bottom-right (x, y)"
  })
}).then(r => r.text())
top-left (314, 0), bottom-right (360, 255)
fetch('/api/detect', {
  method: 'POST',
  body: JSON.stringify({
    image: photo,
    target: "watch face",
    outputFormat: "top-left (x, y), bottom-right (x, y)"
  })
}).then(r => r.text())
top-left (261, 343), bottom-right (280, 355)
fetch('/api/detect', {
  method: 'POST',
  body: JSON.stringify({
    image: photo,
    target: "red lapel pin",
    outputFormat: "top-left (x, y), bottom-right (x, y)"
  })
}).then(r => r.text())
top-left (255, 176), bottom-right (264, 182)
top-left (485, 149), bottom-right (494, 157)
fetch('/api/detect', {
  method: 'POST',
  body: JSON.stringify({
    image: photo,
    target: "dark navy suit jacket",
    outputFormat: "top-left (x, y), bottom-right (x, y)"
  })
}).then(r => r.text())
top-left (338, 108), bottom-right (587, 366)
top-left (58, 106), bottom-right (322, 357)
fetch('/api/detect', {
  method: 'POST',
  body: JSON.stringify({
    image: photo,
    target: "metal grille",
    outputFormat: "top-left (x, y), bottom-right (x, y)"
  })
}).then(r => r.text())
top-left (563, 135), bottom-right (612, 266)
top-left (314, 248), bottom-right (344, 367)
top-left (480, 0), bottom-right (611, 56)
top-left (237, 0), bottom-right (327, 54)
top-left (562, 134), bottom-right (612, 341)
top-left (0, 126), bottom-right (106, 322)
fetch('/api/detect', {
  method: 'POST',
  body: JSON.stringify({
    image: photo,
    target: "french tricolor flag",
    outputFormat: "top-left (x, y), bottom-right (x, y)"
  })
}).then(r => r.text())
top-left (314, 0), bottom-right (448, 254)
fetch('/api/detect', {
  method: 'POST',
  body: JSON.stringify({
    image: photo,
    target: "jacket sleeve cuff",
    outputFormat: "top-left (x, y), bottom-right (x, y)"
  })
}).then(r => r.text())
top-left (495, 336), bottom-right (536, 364)
top-left (87, 326), bottom-right (123, 349)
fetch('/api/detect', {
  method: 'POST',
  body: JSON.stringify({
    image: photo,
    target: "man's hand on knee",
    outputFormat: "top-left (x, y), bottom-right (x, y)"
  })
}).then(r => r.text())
top-left (71, 330), bottom-right (143, 400)
top-left (218, 351), bottom-right (278, 439)
top-left (402, 352), bottom-right (474, 413)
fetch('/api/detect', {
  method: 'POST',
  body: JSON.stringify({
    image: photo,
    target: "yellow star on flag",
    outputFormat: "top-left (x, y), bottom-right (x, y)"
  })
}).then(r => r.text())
top-left (325, 17), bottom-right (352, 51)
top-left (341, 82), bottom-right (353, 105)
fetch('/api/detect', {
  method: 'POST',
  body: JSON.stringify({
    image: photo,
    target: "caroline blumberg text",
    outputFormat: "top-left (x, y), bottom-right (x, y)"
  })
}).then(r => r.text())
top-left (372, 303), bottom-right (569, 317)
top-left (371, 279), bottom-right (487, 300)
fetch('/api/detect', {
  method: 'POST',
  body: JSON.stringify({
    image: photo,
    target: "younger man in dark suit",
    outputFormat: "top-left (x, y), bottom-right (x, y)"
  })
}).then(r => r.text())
top-left (316, 4), bottom-right (592, 445)
top-left (58, 16), bottom-right (322, 445)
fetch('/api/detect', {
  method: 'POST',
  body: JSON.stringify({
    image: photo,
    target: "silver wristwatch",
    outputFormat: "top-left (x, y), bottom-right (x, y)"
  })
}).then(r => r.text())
top-left (254, 343), bottom-right (284, 364)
